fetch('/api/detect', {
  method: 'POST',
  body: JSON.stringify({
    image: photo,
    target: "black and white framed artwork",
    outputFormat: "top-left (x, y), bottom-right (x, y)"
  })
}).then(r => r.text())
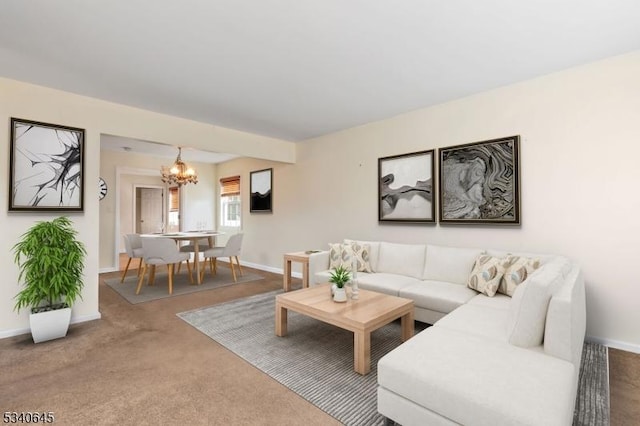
top-left (9, 118), bottom-right (85, 212)
top-left (438, 135), bottom-right (520, 224)
top-left (250, 168), bottom-right (273, 213)
top-left (378, 150), bottom-right (435, 223)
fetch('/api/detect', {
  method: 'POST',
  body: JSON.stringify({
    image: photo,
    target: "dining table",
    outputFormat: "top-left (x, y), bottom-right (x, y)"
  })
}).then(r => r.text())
top-left (141, 231), bottom-right (223, 285)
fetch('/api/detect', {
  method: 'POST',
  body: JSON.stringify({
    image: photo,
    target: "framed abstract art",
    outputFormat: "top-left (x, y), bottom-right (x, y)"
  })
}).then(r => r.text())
top-left (250, 168), bottom-right (273, 213)
top-left (378, 150), bottom-right (435, 223)
top-left (9, 118), bottom-right (85, 212)
top-left (438, 135), bottom-right (520, 224)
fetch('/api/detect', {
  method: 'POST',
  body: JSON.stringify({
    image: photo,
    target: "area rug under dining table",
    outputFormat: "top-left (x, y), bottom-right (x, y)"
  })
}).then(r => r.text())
top-left (105, 267), bottom-right (264, 304)
top-left (177, 290), bottom-right (609, 426)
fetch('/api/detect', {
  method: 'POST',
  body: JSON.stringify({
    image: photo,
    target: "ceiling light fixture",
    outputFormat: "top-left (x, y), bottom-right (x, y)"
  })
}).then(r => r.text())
top-left (160, 147), bottom-right (198, 186)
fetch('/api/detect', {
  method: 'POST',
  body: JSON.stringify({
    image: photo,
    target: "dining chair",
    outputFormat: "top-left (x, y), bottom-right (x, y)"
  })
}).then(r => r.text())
top-left (136, 237), bottom-right (193, 295)
top-left (200, 233), bottom-right (244, 282)
top-left (177, 237), bottom-right (213, 273)
top-left (120, 234), bottom-right (144, 283)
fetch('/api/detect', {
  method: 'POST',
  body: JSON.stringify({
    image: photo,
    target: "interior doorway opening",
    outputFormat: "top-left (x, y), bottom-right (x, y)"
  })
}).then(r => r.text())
top-left (135, 186), bottom-right (165, 234)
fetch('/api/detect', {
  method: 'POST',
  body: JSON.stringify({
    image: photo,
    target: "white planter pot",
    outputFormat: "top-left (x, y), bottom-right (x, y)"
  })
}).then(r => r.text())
top-left (29, 307), bottom-right (72, 343)
top-left (333, 288), bottom-right (347, 303)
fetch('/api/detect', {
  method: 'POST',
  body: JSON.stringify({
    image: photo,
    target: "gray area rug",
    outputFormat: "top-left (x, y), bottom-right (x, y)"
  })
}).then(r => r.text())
top-left (574, 342), bottom-right (610, 426)
top-left (105, 267), bottom-right (264, 304)
top-left (178, 290), bottom-right (609, 426)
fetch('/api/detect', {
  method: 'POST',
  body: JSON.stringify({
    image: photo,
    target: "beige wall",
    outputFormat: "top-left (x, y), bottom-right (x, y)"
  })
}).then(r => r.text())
top-left (218, 51), bottom-right (640, 352)
top-left (0, 77), bottom-right (294, 338)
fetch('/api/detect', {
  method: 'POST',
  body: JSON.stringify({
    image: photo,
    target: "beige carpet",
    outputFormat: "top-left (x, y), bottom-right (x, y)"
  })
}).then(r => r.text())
top-left (106, 267), bottom-right (264, 303)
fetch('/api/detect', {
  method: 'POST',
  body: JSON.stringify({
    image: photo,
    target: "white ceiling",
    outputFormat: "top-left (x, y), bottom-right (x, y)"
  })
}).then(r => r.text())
top-left (1, 0), bottom-right (640, 149)
top-left (100, 134), bottom-right (239, 164)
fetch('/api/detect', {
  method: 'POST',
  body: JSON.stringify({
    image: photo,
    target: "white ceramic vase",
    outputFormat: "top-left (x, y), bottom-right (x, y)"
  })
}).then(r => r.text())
top-left (333, 287), bottom-right (347, 302)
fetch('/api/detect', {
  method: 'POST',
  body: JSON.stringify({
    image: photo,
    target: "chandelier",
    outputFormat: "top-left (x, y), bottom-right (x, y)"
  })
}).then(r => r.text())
top-left (160, 147), bottom-right (198, 186)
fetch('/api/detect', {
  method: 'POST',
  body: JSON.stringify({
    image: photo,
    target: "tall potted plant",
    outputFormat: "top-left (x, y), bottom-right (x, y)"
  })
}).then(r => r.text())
top-left (13, 217), bottom-right (87, 343)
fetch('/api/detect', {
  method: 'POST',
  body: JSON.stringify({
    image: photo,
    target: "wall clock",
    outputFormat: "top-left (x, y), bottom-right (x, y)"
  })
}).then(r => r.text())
top-left (98, 177), bottom-right (108, 200)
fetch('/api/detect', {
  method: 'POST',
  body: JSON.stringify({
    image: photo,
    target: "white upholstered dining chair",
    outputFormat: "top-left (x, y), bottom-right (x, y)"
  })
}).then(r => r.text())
top-left (200, 233), bottom-right (244, 282)
top-left (121, 234), bottom-right (144, 283)
top-left (136, 237), bottom-right (193, 295)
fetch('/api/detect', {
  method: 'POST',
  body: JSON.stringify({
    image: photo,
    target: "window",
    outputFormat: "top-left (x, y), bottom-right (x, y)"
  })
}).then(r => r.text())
top-left (167, 186), bottom-right (180, 231)
top-left (220, 176), bottom-right (241, 227)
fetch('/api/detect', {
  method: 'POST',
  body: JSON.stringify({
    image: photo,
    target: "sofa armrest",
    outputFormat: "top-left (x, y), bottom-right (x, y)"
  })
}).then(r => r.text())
top-left (544, 265), bottom-right (586, 368)
top-left (308, 250), bottom-right (330, 286)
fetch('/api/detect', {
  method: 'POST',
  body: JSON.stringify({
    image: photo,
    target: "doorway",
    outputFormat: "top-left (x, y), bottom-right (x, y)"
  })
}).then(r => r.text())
top-left (135, 187), bottom-right (165, 234)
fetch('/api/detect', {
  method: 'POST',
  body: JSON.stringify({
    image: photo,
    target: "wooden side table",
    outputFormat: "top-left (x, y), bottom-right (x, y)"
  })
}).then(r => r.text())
top-left (283, 251), bottom-right (312, 291)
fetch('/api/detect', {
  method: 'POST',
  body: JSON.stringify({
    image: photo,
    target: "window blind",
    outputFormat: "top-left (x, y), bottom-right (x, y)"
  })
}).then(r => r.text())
top-left (169, 187), bottom-right (179, 211)
top-left (220, 176), bottom-right (240, 196)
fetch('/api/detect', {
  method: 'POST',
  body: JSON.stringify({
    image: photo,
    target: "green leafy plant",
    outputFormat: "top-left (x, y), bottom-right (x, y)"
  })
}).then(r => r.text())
top-left (329, 265), bottom-right (351, 289)
top-left (13, 217), bottom-right (87, 314)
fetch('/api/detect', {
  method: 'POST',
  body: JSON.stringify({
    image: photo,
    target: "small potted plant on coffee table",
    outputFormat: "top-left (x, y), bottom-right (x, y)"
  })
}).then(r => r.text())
top-left (13, 217), bottom-right (87, 343)
top-left (329, 265), bottom-right (350, 302)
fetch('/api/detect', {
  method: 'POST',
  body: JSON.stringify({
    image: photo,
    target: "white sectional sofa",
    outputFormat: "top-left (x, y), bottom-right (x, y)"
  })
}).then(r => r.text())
top-left (308, 239), bottom-right (586, 426)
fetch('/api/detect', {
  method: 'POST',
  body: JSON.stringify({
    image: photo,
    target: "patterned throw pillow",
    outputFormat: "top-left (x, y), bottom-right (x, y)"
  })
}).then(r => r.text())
top-left (328, 242), bottom-right (372, 272)
top-left (499, 255), bottom-right (541, 296)
top-left (350, 242), bottom-right (372, 273)
top-left (328, 243), bottom-right (354, 270)
top-left (467, 255), bottom-right (505, 297)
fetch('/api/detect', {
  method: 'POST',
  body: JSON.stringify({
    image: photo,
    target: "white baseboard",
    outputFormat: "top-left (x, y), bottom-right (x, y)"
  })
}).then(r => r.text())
top-left (100, 267), bottom-right (119, 274)
top-left (222, 259), bottom-right (303, 279)
top-left (586, 335), bottom-right (640, 354)
top-left (0, 311), bottom-right (102, 340)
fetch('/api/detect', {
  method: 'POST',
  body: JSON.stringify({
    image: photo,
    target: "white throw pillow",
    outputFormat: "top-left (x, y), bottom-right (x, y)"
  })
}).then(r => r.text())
top-left (424, 245), bottom-right (485, 284)
top-left (377, 242), bottom-right (426, 279)
top-left (505, 260), bottom-right (567, 347)
top-left (467, 254), bottom-right (505, 297)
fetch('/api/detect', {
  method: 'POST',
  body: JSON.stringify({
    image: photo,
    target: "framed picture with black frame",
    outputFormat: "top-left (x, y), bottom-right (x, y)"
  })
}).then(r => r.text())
top-left (250, 168), bottom-right (273, 213)
top-left (438, 135), bottom-right (520, 224)
top-left (9, 118), bottom-right (85, 212)
top-left (378, 149), bottom-right (435, 223)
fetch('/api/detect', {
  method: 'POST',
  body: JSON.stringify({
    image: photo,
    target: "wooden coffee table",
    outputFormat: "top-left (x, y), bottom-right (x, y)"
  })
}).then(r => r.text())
top-left (275, 283), bottom-right (414, 375)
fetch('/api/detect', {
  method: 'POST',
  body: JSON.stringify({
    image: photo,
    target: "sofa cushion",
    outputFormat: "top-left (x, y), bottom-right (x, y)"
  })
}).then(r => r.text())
top-left (506, 258), bottom-right (569, 347)
top-left (398, 280), bottom-right (477, 315)
top-left (344, 239), bottom-right (381, 272)
top-left (434, 303), bottom-right (509, 342)
top-left (466, 293), bottom-right (511, 310)
top-left (423, 245), bottom-right (484, 284)
top-left (378, 326), bottom-right (576, 426)
top-left (356, 273), bottom-right (422, 296)
top-left (377, 242), bottom-right (426, 279)
top-left (499, 255), bottom-right (541, 296)
top-left (467, 254), bottom-right (505, 297)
